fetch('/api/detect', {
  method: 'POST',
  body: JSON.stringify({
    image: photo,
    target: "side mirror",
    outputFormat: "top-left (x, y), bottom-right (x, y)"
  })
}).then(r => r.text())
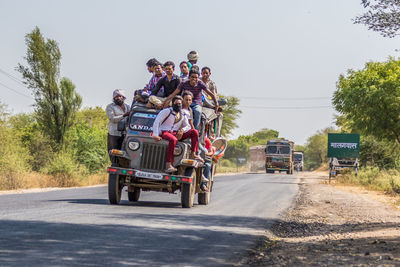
top-left (218, 99), bottom-right (227, 106)
top-left (117, 120), bottom-right (126, 131)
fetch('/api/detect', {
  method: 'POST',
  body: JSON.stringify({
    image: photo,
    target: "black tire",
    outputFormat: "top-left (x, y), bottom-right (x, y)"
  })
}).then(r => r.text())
top-left (198, 190), bottom-right (210, 205)
top-left (108, 173), bottom-right (123, 205)
top-left (198, 166), bottom-right (211, 205)
top-left (128, 187), bottom-right (140, 202)
top-left (181, 171), bottom-right (196, 208)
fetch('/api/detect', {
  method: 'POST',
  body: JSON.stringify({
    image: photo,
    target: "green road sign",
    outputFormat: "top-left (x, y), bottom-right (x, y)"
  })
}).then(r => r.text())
top-left (327, 133), bottom-right (360, 158)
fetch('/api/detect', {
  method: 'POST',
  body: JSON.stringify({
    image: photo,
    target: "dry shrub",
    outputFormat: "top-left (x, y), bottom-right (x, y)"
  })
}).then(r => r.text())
top-left (0, 172), bottom-right (24, 190)
top-left (43, 151), bottom-right (81, 187)
top-left (337, 167), bottom-right (400, 196)
top-left (81, 173), bottom-right (108, 186)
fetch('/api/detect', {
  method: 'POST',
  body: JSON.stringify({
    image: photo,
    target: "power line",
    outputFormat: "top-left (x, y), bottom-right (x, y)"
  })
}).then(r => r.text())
top-left (0, 82), bottom-right (32, 99)
top-left (0, 68), bottom-right (26, 87)
top-left (240, 105), bottom-right (333, 110)
top-left (239, 96), bottom-right (331, 100)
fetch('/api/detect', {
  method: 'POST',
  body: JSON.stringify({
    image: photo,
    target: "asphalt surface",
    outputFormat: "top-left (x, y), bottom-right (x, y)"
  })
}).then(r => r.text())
top-left (0, 172), bottom-right (299, 266)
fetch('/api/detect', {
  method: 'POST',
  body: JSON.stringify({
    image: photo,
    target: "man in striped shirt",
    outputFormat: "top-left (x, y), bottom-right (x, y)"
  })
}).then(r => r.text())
top-left (163, 69), bottom-right (219, 129)
top-left (148, 63), bottom-right (166, 96)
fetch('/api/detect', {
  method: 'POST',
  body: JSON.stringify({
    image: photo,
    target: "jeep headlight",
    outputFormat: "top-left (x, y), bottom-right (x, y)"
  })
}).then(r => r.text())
top-left (128, 140), bottom-right (140, 151)
top-left (174, 145), bottom-right (183, 156)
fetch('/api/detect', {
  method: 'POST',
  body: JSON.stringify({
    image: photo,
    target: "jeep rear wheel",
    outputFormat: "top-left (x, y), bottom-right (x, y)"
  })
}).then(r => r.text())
top-left (108, 173), bottom-right (123, 205)
top-left (128, 187), bottom-right (140, 202)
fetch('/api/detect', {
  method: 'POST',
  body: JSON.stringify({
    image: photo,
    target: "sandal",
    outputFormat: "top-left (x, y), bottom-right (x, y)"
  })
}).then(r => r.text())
top-left (200, 184), bottom-right (209, 192)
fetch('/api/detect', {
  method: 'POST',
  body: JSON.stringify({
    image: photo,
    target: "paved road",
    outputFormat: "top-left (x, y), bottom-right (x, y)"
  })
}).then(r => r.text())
top-left (0, 173), bottom-right (299, 266)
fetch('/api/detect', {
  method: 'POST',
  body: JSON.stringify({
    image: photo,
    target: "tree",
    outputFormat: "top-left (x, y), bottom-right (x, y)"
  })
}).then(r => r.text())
top-left (333, 58), bottom-right (400, 144)
top-left (304, 127), bottom-right (337, 170)
top-left (18, 27), bottom-right (82, 148)
top-left (355, 0), bottom-right (400, 37)
top-left (219, 95), bottom-right (241, 137)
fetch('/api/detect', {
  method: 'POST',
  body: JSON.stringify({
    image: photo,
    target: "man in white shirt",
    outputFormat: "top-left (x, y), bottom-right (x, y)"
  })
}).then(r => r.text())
top-left (106, 89), bottom-right (130, 162)
top-left (152, 95), bottom-right (202, 172)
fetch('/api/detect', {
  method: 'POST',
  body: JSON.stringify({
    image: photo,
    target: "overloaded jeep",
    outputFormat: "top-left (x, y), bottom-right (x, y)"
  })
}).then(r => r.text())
top-left (107, 99), bottom-right (225, 208)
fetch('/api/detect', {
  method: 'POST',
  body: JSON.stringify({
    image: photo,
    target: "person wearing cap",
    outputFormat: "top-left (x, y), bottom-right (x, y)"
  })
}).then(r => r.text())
top-left (106, 89), bottom-right (130, 162)
top-left (187, 51), bottom-right (199, 71)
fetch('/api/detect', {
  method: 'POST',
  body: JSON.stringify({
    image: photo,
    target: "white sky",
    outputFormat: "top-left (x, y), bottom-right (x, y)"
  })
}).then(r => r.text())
top-left (1, 0), bottom-right (399, 145)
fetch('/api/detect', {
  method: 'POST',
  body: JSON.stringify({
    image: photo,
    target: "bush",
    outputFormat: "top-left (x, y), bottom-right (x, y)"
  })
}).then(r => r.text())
top-left (337, 167), bottom-right (400, 195)
top-left (0, 121), bottom-right (31, 190)
top-left (43, 151), bottom-right (82, 187)
top-left (66, 123), bottom-right (108, 173)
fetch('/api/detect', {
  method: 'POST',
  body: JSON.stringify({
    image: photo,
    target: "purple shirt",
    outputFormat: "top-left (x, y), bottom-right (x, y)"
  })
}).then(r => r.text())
top-left (177, 80), bottom-right (207, 105)
top-left (148, 72), bottom-right (166, 96)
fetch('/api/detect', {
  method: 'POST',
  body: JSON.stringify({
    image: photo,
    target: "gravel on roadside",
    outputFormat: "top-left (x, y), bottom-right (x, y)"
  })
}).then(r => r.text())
top-left (243, 171), bottom-right (400, 266)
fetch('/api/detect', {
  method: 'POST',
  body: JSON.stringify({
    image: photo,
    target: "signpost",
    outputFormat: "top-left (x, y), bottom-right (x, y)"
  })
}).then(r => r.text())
top-left (327, 133), bottom-right (360, 183)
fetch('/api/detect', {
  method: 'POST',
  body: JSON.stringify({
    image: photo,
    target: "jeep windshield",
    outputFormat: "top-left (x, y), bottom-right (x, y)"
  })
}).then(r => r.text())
top-left (129, 112), bottom-right (156, 132)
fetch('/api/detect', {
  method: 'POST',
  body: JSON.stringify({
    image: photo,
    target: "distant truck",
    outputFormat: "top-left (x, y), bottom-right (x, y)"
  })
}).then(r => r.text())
top-left (293, 151), bottom-right (304, 171)
top-left (265, 139), bottom-right (294, 174)
top-left (107, 100), bottom-right (226, 208)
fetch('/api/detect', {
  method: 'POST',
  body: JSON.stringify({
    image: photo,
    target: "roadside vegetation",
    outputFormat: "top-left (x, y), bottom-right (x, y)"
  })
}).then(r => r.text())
top-left (331, 57), bottom-right (400, 197)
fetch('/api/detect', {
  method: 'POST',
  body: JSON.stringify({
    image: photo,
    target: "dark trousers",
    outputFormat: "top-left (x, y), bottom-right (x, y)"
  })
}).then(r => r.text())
top-left (107, 134), bottom-right (124, 162)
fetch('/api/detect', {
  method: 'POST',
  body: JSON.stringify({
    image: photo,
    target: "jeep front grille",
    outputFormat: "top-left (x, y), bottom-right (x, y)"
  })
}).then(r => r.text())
top-left (141, 143), bottom-right (167, 171)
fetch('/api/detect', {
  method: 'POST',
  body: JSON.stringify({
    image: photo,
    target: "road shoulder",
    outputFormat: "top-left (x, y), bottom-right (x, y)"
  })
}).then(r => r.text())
top-left (243, 171), bottom-right (400, 266)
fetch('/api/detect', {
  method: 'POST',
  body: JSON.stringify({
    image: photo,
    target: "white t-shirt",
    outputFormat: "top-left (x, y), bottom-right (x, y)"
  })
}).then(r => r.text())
top-left (181, 108), bottom-right (193, 133)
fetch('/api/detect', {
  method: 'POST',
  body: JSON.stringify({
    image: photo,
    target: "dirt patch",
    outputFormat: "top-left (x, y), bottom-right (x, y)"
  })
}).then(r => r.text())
top-left (244, 171), bottom-right (400, 266)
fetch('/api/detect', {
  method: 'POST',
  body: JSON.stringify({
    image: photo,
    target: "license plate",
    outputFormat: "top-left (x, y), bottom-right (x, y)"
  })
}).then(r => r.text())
top-left (135, 171), bottom-right (163, 180)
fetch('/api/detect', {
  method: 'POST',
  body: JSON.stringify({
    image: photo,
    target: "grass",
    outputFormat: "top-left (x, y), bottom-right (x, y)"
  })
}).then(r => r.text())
top-left (336, 167), bottom-right (400, 196)
top-left (216, 165), bottom-right (249, 174)
top-left (0, 171), bottom-right (108, 191)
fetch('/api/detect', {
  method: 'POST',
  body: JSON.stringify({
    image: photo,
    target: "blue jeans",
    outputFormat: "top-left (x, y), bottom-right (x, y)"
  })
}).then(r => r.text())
top-left (203, 162), bottom-right (211, 179)
top-left (190, 103), bottom-right (202, 130)
top-left (202, 161), bottom-right (212, 188)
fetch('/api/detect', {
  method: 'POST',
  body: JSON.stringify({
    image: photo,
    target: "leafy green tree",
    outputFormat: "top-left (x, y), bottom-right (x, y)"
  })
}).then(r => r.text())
top-left (359, 135), bottom-right (400, 169)
top-left (304, 127), bottom-right (337, 170)
top-left (75, 107), bottom-right (108, 129)
top-left (355, 0), bottom-right (400, 38)
top-left (17, 27), bottom-right (82, 148)
top-left (219, 95), bottom-right (241, 137)
top-left (333, 58), bottom-right (400, 144)
top-left (8, 114), bottom-right (54, 171)
top-left (224, 128), bottom-right (280, 159)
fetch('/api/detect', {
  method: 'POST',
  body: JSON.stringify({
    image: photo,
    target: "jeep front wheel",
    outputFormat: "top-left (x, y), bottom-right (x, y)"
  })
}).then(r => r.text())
top-left (108, 173), bottom-right (123, 205)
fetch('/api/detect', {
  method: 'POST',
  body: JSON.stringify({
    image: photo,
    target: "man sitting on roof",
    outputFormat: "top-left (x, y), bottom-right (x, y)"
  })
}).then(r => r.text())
top-left (148, 62), bottom-right (166, 95)
top-left (151, 61), bottom-right (181, 98)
